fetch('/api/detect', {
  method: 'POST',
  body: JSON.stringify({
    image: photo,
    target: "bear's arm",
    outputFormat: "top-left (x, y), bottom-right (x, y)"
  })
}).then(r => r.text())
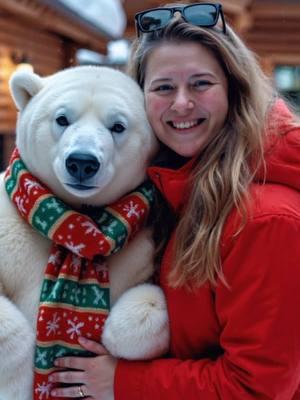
top-left (108, 228), bottom-right (155, 305)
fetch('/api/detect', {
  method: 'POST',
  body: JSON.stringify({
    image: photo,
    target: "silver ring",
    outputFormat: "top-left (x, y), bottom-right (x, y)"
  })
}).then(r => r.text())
top-left (78, 385), bottom-right (85, 398)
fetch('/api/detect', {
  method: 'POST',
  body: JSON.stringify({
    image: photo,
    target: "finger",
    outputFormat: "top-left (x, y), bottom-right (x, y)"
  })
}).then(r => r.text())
top-left (51, 385), bottom-right (88, 398)
top-left (78, 336), bottom-right (109, 355)
top-left (49, 370), bottom-right (86, 384)
top-left (54, 356), bottom-right (88, 370)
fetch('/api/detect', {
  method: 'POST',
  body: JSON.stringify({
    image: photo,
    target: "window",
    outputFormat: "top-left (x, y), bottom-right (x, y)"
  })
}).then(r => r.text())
top-left (274, 65), bottom-right (300, 111)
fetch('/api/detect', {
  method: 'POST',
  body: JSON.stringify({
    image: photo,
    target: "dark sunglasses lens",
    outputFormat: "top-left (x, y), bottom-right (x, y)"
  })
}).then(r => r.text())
top-left (184, 5), bottom-right (218, 26)
top-left (139, 10), bottom-right (172, 32)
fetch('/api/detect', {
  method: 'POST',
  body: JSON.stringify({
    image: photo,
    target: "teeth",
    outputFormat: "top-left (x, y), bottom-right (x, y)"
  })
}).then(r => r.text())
top-left (172, 119), bottom-right (199, 129)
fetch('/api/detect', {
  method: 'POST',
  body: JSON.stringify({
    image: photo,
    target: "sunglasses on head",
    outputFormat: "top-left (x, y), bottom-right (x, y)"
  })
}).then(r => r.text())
top-left (135, 3), bottom-right (226, 36)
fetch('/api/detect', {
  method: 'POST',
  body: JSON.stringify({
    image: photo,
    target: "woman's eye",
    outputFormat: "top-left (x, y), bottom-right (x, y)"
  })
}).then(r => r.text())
top-left (193, 80), bottom-right (212, 89)
top-left (56, 115), bottom-right (69, 126)
top-left (110, 122), bottom-right (126, 134)
top-left (154, 84), bottom-right (173, 92)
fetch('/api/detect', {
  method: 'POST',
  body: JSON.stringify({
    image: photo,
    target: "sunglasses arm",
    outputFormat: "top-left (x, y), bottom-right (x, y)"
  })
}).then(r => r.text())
top-left (220, 9), bottom-right (227, 34)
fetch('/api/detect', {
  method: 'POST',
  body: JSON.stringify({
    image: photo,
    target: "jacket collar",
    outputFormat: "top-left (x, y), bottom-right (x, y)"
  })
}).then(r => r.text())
top-left (147, 156), bottom-right (195, 214)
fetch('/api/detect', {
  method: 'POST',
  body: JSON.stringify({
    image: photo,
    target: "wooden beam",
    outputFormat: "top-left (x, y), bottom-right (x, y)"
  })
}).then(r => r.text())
top-left (251, 2), bottom-right (300, 18)
top-left (0, 0), bottom-right (108, 53)
top-left (246, 41), bottom-right (300, 56)
top-left (252, 19), bottom-right (300, 31)
top-left (267, 54), bottom-right (300, 66)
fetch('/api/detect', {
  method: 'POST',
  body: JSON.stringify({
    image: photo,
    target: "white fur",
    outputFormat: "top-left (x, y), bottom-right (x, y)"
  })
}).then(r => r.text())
top-left (102, 284), bottom-right (170, 360)
top-left (0, 66), bottom-right (169, 400)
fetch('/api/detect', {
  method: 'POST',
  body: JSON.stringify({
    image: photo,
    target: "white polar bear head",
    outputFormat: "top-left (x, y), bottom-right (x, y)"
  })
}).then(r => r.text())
top-left (9, 66), bottom-right (158, 207)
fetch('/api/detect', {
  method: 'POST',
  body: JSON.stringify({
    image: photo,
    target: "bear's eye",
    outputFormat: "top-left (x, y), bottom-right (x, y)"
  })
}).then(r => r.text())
top-left (110, 122), bottom-right (126, 134)
top-left (56, 115), bottom-right (69, 127)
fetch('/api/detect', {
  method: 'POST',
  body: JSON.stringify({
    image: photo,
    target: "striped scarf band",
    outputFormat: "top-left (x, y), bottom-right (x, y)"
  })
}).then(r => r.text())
top-left (5, 148), bottom-right (155, 400)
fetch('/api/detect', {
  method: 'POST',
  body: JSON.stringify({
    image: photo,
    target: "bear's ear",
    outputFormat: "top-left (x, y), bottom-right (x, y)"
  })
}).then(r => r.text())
top-left (9, 70), bottom-right (44, 111)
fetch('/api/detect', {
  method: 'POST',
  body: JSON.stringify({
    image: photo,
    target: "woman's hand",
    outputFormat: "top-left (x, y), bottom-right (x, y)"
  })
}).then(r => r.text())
top-left (49, 337), bottom-right (117, 399)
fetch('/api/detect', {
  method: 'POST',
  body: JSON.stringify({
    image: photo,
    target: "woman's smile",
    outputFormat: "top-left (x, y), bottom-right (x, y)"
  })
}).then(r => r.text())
top-left (167, 118), bottom-right (206, 130)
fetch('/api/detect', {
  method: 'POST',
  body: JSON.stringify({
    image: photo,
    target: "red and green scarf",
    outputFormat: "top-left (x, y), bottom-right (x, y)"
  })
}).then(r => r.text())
top-left (5, 148), bottom-right (155, 400)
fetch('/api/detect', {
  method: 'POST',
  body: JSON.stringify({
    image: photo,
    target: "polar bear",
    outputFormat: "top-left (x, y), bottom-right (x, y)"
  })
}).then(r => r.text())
top-left (0, 66), bottom-right (169, 400)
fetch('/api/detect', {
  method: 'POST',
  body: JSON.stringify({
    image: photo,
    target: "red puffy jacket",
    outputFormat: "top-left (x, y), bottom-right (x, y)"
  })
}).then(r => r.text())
top-left (115, 100), bottom-right (300, 399)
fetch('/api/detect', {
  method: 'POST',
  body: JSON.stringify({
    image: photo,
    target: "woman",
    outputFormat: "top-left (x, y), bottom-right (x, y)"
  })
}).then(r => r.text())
top-left (50, 3), bottom-right (300, 399)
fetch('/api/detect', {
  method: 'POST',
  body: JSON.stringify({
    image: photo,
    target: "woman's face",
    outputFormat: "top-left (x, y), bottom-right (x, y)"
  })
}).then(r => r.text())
top-left (144, 42), bottom-right (229, 158)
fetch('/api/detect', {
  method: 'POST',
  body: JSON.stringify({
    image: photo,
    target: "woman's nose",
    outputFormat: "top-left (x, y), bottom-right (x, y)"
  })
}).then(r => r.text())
top-left (170, 89), bottom-right (194, 113)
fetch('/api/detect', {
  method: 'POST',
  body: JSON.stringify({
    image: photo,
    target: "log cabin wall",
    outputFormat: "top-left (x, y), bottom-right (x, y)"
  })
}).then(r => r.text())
top-left (0, 0), bottom-right (109, 169)
top-left (242, 1), bottom-right (300, 77)
top-left (0, 25), bottom-right (70, 168)
top-left (0, 18), bottom-right (71, 129)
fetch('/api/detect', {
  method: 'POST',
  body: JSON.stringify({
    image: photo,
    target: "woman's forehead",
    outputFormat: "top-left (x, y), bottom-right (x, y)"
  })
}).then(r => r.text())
top-left (144, 42), bottom-right (223, 81)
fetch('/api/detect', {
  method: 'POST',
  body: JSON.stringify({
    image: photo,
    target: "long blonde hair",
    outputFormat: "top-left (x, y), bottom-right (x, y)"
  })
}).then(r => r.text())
top-left (128, 13), bottom-right (277, 288)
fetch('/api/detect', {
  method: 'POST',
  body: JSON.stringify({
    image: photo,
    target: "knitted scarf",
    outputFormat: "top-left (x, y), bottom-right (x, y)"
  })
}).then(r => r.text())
top-left (5, 148), bottom-right (155, 400)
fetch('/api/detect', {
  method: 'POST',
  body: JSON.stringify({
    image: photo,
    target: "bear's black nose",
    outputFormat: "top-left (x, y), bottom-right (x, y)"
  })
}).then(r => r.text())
top-left (65, 153), bottom-right (100, 181)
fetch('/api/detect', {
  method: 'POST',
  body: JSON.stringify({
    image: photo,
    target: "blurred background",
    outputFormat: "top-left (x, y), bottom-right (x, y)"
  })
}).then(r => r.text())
top-left (0, 0), bottom-right (299, 168)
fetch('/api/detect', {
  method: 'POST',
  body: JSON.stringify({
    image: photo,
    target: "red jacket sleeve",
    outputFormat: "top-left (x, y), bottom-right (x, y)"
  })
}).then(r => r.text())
top-left (114, 213), bottom-right (300, 399)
